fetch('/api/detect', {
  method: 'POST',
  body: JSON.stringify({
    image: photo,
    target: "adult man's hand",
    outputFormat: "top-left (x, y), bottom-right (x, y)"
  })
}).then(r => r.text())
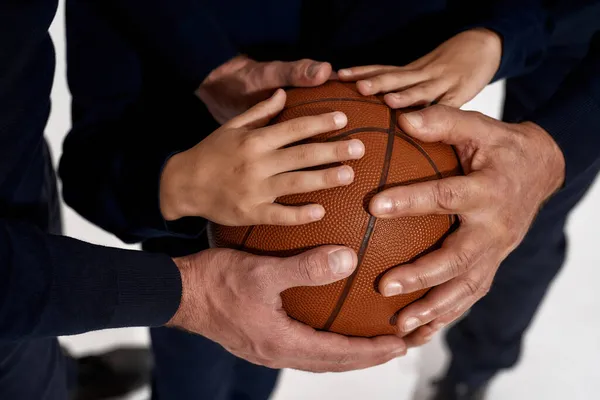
top-left (167, 246), bottom-right (407, 372)
top-left (369, 105), bottom-right (565, 340)
top-left (196, 55), bottom-right (333, 124)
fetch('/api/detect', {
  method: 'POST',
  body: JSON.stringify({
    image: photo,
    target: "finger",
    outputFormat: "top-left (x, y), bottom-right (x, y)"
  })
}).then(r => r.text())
top-left (255, 59), bottom-right (332, 89)
top-left (436, 89), bottom-right (469, 108)
top-left (369, 174), bottom-right (486, 218)
top-left (226, 89), bottom-right (286, 129)
top-left (356, 70), bottom-right (428, 96)
top-left (337, 65), bottom-right (401, 81)
top-left (267, 246), bottom-right (358, 294)
top-left (269, 139), bottom-right (364, 173)
top-left (397, 104), bottom-right (495, 146)
top-left (392, 265), bottom-right (492, 335)
top-left (379, 226), bottom-right (491, 295)
top-left (403, 325), bottom-right (438, 348)
top-left (269, 165), bottom-right (355, 197)
top-left (255, 111), bottom-right (348, 149)
top-left (383, 81), bottom-right (450, 108)
top-left (253, 203), bottom-right (326, 226)
top-left (285, 321), bottom-right (406, 372)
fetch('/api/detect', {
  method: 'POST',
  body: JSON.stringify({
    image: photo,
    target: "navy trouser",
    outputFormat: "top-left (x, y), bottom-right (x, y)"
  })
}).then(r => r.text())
top-left (150, 327), bottom-right (280, 400)
top-left (444, 37), bottom-right (600, 386)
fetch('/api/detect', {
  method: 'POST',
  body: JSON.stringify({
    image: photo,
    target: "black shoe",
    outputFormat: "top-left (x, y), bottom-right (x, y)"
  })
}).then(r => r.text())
top-left (429, 376), bottom-right (488, 400)
top-left (67, 347), bottom-right (153, 400)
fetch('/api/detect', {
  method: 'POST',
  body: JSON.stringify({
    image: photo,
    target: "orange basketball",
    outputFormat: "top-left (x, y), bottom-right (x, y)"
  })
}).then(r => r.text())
top-left (208, 81), bottom-right (461, 337)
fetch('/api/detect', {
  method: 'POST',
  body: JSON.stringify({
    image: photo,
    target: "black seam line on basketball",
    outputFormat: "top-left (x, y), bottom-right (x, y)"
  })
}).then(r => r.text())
top-left (394, 131), bottom-right (454, 227)
top-left (240, 226), bottom-right (254, 250)
top-left (285, 97), bottom-right (383, 110)
top-left (325, 127), bottom-right (388, 142)
top-left (322, 110), bottom-right (396, 331)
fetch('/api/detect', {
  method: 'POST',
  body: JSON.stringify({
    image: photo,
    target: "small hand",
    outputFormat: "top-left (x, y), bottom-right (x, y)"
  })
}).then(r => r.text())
top-left (369, 105), bottom-right (565, 339)
top-left (160, 89), bottom-right (365, 226)
top-left (338, 28), bottom-right (502, 108)
top-left (197, 55), bottom-right (333, 124)
top-left (168, 246), bottom-right (407, 372)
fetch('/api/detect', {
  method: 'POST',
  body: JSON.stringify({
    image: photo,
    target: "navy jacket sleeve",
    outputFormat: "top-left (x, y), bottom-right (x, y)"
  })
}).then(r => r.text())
top-left (528, 30), bottom-right (600, 184)
top-left (451, 0), bottom-right (550, 81)
top-left (80, 0), bottom-right (238, 91)
top-left (0, 218), bottom-right (181, 342)
top-left (60, 0), bottom-right (213, 244)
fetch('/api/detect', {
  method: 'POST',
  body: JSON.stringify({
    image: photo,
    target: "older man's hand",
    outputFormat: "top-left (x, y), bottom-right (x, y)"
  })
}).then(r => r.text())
top-left (369, 105), bottom-right (565, 342)
top-left (196, 55), bottom-right (334, 124)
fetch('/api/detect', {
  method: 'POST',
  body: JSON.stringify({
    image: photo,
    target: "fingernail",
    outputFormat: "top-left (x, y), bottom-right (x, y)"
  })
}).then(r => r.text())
top-left (310, 206), bottom-right (325, 220)
top-left (423, 334), bottom-right (433, 343)
top-left (333, 112), bottom-right (347, 128)
top-left (360, 80), bottom-right (372, 88)
top-left (348, 140), bottom-right (365, 158)
top-left (338, 167), bottom-right (353, 184)
top-left (403, 112), bottom-right (424, 128)
top-left (372, 196), bottom-right (393, 214)
top-left (328, 249), bottom-right (355, 275)
top-left (338, 69), bottom-right (351, 77)
top-left (307, 62), bottom-right (322, 78)
top-left (383, 281), bottom-right (403, 296)
top-left (271, 89), bottom-right (282, 99)
top-left (403, 317), bottom-right (421, 332)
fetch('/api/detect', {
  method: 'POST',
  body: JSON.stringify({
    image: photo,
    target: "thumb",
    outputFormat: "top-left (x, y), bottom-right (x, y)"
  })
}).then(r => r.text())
top-left (225, 88), bottom-right (286, 129)
top-left (397, 104), bottom-right (491, 146)
top-left (253, 59), bottom-right (332, 90)
top-left (269, 246), bottom-right (357, 294)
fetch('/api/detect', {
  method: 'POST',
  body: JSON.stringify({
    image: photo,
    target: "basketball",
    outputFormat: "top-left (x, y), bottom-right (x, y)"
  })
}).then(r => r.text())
top-left (208, 81), bottom-right (462, 337)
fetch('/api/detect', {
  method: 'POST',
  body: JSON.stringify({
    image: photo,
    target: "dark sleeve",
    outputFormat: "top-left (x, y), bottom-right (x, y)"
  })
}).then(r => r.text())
top-left (60, 0), bottom-right (212, 244)
top-left (450, 0), bottom-right (550, 81)
top-left (527, 30), bottom-right (600, 184)
top-left (80, 0), bottom-right (238, 91)
top-left (0, 219), bottom-right (181, 342)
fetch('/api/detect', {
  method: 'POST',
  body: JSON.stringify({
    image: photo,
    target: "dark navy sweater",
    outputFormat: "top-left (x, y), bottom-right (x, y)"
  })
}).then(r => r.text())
top-left (1, 0), bottom-right (599, 340)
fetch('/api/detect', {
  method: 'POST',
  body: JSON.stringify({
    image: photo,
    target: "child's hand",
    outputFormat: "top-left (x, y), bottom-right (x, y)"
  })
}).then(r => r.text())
top-left (338, 28), bottom-right (502, 108)
top-left (160, 89), bottom-right (364, 226)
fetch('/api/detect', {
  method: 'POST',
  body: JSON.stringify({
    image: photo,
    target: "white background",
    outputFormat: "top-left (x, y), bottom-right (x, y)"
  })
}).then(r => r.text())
top-left (47, 2), bottom-right (600, 399)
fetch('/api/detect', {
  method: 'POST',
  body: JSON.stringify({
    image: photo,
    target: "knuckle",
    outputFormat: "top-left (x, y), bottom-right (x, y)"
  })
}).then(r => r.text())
top-left (446, 248), bottom-right (475, 277)
top-left (240, 135), bottom-right (263, 154)
top-left (333, 352), bottom-right (355, 366)
top-left (460, 277), bottom-right (480, 297)
top-left (288, 118), bottom-right (310, 135)
top-left (297, 253), bottom-right (329, 284)
top-left (432, 180), bottom-right (457, 210)
top-left (479, 283), bottom-right (491, 297)
top-left (247, 262), bottom-right (272, 289)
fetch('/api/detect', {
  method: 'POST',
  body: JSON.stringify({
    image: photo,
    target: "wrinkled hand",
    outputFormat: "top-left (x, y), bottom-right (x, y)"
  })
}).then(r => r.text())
top-left (197, 55), bottom-right (333, 124)
top-left (369, 105), bottom-right (565, 342)
top-left (160, 89), bottom-right (365, 226)
top-left (338, 28), bottom-right (502, 108)
top-left (168, 246), bottom-right (407, 372)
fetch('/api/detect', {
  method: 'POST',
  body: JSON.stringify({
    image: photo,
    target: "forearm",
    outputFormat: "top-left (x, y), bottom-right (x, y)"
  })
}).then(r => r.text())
top-left (0, 219), bottom-right (181, 342)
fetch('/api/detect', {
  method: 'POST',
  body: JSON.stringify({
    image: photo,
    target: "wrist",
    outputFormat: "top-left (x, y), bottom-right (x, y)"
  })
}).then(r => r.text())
top-left (159, 152), bottom-right (192, 221)
top-left (469, 27), bottom-right (502, 67)
top-left (165, 256), bottom-right (192, 328)
top-left (520, 121), bottom-right (566, 196)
